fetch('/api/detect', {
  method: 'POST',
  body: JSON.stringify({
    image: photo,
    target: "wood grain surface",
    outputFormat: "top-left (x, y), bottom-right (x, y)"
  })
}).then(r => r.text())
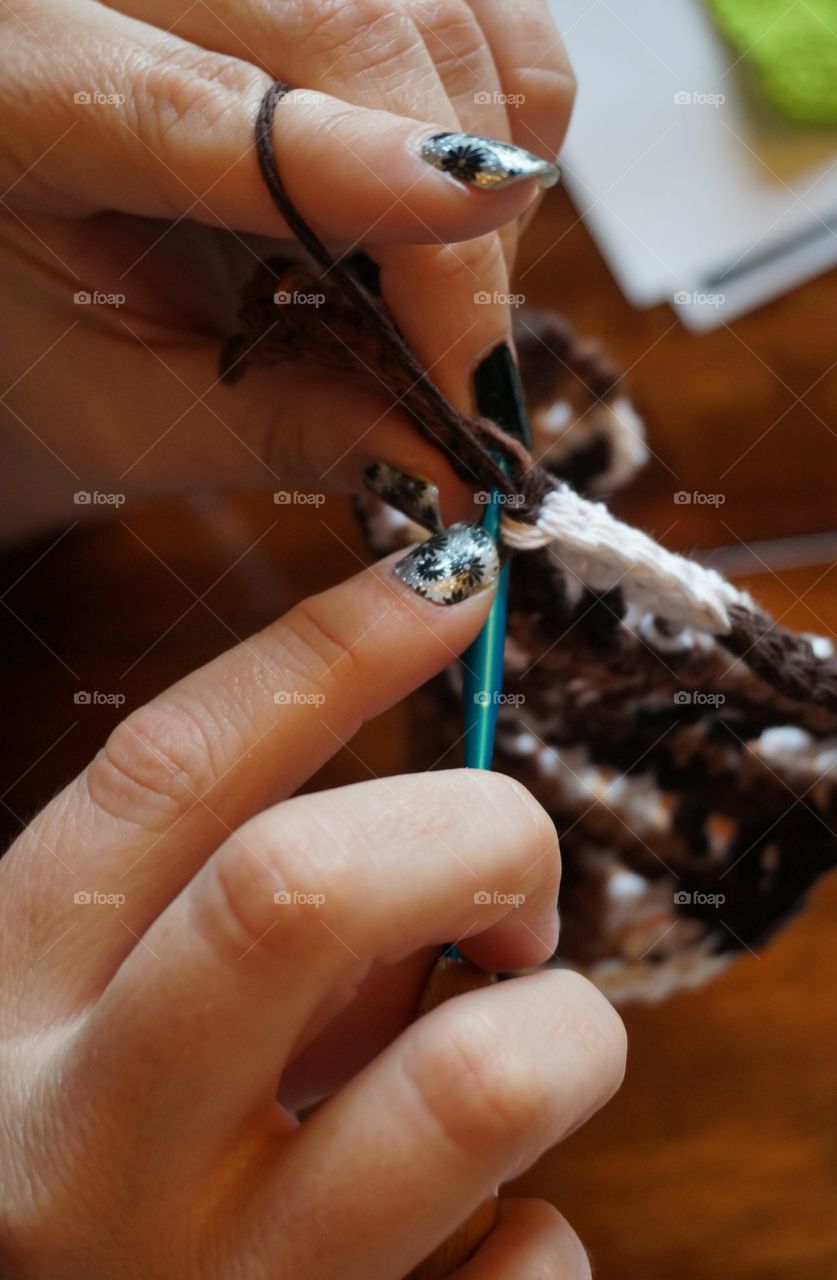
top-left (1, 187), bottom-right (835, 1276)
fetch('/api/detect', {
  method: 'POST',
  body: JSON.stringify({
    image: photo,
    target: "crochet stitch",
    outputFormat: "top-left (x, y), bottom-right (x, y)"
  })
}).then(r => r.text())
top-left (222, 81), bottom-right (837, 1000)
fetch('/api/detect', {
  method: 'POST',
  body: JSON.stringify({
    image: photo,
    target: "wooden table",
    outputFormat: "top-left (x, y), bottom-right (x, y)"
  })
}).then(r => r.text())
top-left (2, 188), bottom-right (835, 1277)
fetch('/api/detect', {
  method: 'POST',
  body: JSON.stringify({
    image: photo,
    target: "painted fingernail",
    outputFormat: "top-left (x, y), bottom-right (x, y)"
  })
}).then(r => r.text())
top-left (395, 523), bottom-right (499, 606)
top-left (363, 462), bottom-right (444, 533)
top-left (473, 341), bottom-right (532, 447)
top-left (421, 132), bottom-right (560, 191)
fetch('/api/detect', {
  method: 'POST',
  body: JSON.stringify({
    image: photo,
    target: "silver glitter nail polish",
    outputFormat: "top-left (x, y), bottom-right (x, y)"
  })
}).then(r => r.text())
top-left (363, 462), bottom-right (444, 534)
top-left (394, 523), bottom-right (499, 606)
top-left (420, 132), bottom-right (560, 191)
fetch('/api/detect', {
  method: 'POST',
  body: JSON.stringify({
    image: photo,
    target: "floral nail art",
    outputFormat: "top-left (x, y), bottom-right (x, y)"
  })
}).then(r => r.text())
top-left (395, 522), bottom-right (499, 606)
top-left (420, 132), bottom-right (560, 191)
top-left (363, 462), bottom-right (444, 534)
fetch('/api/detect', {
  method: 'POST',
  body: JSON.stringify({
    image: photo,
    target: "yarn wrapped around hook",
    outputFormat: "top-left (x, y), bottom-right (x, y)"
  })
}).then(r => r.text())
top-left (223, 81), bottom-right (837, 1001)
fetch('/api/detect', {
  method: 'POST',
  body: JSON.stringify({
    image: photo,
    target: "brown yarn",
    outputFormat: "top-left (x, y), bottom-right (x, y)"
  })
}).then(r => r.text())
top-left (724, 604), bottom-right (837, 714)
top-left (253, 82), bottom-right (539, 504)
top-left (234, 79), bottom-right (836, 735)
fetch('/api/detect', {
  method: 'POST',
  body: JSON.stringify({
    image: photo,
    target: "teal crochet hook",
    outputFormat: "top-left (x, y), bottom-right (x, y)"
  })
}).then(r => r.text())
top-left (462, 493), bottom-right (509, 768)
top-left (462, 342), bottom-right (532, 770)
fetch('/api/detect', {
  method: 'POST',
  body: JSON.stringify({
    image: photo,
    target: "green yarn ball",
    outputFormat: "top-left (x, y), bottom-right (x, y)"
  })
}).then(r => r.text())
top-left (708, 0), bottom-right (837, 125)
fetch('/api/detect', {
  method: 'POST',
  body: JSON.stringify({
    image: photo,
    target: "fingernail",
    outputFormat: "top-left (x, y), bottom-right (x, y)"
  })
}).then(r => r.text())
top-left (472, 341), bottom-right (533, 448)
top-left (363, 462), bottom-right (444, 534)
top-left (421, 132), bottom-right (560, 191)
top-left (395, 523), bottom-right (499, 606)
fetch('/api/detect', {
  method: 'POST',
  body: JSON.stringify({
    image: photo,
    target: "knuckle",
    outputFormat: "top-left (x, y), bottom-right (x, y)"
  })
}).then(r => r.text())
top-left (200, 808), bottom-right (337, 963)
top-left (426, 234), bottom-right (506, 286)
top-left (514, 61), bottom-right (576, 116)
top-left (86, 700), bottom-right (217, 830)
top-left (267, 595), bottom-right (362, 699)
top-left (415, 1), bottom-right (485, 78)
top-left (405, 1005), bottom-right (546, 1158)
top-left (127, 43), bottom-right (265, 186)
top-left (294, 0), bottom-right (413, 79)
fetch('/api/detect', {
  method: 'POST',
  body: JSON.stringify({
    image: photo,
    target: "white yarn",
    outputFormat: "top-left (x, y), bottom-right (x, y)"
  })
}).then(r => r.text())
top-left (531, 395), bottom-right (648, 494)
top-left (503, 483), bottom-right (749, 633)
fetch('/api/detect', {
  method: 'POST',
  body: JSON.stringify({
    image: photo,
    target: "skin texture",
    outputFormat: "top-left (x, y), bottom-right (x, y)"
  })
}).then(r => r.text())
top-left (0, 4), bottom-right (620, 1276)
top-left (0, 551), bottom-right (626, 1278)
top-left (0, 0), bottom-right (575, 541)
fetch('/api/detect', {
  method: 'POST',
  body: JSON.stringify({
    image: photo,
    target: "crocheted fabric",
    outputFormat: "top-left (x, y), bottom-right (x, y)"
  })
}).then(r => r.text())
top-left (708, 0), bottom-right (837, 125)
top-left (224, 82), bottom-right (837, 1003)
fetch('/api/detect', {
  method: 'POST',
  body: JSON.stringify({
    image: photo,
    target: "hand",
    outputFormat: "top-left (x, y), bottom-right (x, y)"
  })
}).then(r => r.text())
top-left (0, 544), bottom-right (624, 1278)
top-left (0, 0), bottom-right (574, 541)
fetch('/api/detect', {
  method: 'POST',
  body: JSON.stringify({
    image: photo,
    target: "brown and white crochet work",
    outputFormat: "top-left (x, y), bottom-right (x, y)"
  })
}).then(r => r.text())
top-left (224, 81), bottom-right (837, 1003)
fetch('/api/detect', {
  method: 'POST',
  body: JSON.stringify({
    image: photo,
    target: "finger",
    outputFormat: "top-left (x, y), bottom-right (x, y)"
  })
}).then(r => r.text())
top-left (452, 1199), bottom-right (592, 1280)
top-left (4, 279), bottom-right (478, 526)
top-left (65, 768), bottom-right (560, 1145)
top-left (467, 0), bottom-right (576, 161)
top-left (90, 0), bottom-right (540, 409)
top-left (408, 0), bottom-right (506, 137)
top-left (3, 1), bottom-right (539, 243)
top-left (237, 970), bottom-right (625, 1279)
top-left (393, 0), bottom-right (523, 275)
top-left (5, 543), bottom-right (497, 1012)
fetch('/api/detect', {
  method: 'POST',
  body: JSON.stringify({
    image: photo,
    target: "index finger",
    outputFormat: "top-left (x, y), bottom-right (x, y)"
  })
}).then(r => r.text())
top-left (4, 538), bottom-right (498, 1011)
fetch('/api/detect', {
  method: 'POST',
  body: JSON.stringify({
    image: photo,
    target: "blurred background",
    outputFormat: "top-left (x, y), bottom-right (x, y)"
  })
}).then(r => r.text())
top-left (2, 1), bottom-right (837, 1275)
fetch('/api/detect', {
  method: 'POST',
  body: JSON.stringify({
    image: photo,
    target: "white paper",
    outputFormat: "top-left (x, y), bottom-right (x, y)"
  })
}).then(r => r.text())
top-left (550, 0), bottom-right (837, 326)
